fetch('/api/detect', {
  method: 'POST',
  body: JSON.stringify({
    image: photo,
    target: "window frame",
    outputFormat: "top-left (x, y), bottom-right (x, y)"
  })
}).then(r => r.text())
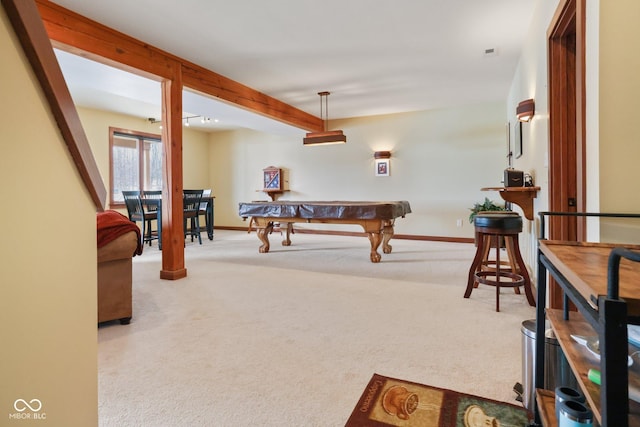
top-left (109, 126), bottom-right (162, 208)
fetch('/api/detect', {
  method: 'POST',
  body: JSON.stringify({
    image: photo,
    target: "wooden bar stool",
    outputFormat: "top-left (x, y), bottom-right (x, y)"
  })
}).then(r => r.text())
top-left (464, 212), bottom-right (536, 311)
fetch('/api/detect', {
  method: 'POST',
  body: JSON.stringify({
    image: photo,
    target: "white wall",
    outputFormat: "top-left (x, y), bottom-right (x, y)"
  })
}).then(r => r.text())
top-left (507, 0), bottom-right (560, 267)
top-left (508, 0), bottom-right (640, 261)
top-left (209, 102), bottom-right (508, 238)
top-left (0, 8), bottom-right (97, 425)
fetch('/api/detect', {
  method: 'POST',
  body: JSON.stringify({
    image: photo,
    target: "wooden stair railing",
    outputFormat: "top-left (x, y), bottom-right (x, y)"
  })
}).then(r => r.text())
top-left (2, 0), bottom-right (106, 211)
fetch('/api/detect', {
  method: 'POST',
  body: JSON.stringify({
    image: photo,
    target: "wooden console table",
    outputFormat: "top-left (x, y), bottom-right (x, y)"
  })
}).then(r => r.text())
top-left (481, 186), bottom-right (540, 220)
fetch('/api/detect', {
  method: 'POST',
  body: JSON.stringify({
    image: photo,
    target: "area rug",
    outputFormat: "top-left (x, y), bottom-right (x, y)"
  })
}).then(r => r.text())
top-left (345, 374), bottom-right (531, 427)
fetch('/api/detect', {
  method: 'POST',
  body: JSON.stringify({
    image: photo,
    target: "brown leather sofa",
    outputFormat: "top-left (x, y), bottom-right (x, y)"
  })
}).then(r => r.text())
top-left (97, 211), bottom-right (143, 325)
top-left (97, 230), bottom-right (138, 324)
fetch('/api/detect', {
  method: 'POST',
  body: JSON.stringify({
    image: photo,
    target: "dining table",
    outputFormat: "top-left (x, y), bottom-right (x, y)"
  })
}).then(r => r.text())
top-left (139, 193), bottom-right (215, 249)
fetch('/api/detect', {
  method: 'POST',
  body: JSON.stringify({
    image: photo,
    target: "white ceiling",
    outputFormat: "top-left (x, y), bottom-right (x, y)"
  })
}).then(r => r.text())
top-left (52, 0), bottom-right (536, 134)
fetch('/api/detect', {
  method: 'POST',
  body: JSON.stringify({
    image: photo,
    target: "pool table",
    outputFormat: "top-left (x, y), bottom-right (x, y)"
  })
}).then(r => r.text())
top-left (238, 200), bottom-right (411, 263)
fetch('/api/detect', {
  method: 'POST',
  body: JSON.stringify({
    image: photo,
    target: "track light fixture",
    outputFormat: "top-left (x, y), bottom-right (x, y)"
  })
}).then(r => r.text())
top-left (147, 115), bottom-right (216, 127)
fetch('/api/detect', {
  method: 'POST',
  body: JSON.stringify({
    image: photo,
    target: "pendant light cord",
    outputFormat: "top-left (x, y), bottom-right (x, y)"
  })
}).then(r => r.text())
top-left (318, 91), bottom-right (330, 132)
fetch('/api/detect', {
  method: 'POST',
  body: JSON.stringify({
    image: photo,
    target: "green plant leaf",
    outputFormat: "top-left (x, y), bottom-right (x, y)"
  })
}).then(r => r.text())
top-left (468, 197), bottom-right (506, 223)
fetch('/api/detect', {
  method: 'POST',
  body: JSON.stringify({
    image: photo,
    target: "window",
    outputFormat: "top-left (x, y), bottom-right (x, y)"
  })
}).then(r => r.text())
top-left (109, 127), bottom-right (163, 205)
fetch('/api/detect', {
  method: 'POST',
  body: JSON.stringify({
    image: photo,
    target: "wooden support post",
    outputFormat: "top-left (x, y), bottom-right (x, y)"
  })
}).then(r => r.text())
top-left (159, 65), bottom-right (186, 280)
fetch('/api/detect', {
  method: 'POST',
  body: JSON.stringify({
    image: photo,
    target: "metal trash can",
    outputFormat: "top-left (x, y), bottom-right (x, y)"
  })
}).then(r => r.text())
top-left (520, 319), bottom-right (577, 411)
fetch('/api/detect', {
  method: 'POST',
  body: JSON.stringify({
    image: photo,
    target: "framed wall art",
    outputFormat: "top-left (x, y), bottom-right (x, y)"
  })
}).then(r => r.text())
top-left (263, 166), bottom-right (282, 191)
top-left (506, 122), bottom-right (513, 167)
top-left (375, 159), bottom-right (390, 177)
top-left (514, 121), bottom-right (523, 159)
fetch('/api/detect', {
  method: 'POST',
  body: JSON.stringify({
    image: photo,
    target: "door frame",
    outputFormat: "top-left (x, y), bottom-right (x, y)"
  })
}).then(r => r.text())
top-left (547, 0), bottom-right (586, 308)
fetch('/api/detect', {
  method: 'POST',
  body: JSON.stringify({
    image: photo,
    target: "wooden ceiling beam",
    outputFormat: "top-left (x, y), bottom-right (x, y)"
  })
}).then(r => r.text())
top-left (35, 0), bottom-right (324, 132)
top-left (181, 63), bottom-right (323, 131)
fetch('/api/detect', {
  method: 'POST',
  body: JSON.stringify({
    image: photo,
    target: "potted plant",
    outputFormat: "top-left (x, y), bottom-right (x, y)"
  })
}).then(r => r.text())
top-left (468, 197), bottom-right (507, 247)
top-left (468, 197), bottom-right (506, 224)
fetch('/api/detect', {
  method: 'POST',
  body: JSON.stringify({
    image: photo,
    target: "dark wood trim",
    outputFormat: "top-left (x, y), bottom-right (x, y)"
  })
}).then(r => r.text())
top-left (547, 0), bottom-right (587, 308)
top-left (547, 0), bottom-right (576, 38)
top-left (575, 0), bottom-right (587, 235)
top-left (2, 0), bottom-right (106, 211)
top-left (110, 127), bottom-right (161, 140)
top-left (108, 128), bottom-right (117, 208)
top-left (35, 0), bottom-right (324, 132)
top-left (181, 64), bottom-right (323, 132)
top-left (548, 1), bottom-right (577, 239)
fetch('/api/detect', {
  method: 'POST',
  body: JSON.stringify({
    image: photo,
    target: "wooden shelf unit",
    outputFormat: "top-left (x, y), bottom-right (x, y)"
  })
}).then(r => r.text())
top-left (534, 240), bottom-right (640, 426)
top-left (535, 389), bottom-right (557, 427)
top-left (481, 186), bottom-right (540, 220)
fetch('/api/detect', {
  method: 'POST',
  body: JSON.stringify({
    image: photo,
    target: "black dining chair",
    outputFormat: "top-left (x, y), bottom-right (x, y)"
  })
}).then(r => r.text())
top-left (122, 190), bottom-right (159, 247)
top-left (142, 190), bottom-right (162, 204)
top-left (141, 190), bottom-right (162, 249)
top-left (183, 189), bottom-right (204, 244)
top-left (198, 189), bottom-right (212, 238)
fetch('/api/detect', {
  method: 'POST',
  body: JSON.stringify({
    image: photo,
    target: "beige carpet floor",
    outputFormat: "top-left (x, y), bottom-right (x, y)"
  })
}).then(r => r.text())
top-left (98, 229), bottom-right (536, 426)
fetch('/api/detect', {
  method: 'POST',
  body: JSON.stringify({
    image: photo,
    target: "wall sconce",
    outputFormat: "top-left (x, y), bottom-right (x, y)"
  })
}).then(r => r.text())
top-left (516, 99), bottom-right (535, 122)
top-left (374, 151), bottom-right (391, 177)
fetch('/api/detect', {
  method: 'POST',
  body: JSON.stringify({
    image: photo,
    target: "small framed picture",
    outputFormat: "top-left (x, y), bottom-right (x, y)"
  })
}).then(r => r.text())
top-left (506, 122), bottom-right (513, 167)
top-left (514, 121), bottom-right (523, 159)
top-left (375, 159), bottom-right (390, 176)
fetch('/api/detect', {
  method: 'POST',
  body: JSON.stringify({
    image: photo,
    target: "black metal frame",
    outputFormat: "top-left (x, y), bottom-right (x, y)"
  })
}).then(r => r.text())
top-left (538, 211), bottom-right (640, 241)
top-left (533, 211), bottom-right (640, 426)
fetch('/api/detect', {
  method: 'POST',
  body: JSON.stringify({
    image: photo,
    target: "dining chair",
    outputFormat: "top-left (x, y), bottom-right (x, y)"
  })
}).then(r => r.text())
top-left (141, 190), bottom-right (162, 249)
top-left (122, 191), bottom-right (150, 246)
top-left (122, 190), bottom-right (159, 247)
top-left (142, 190), bottom-right (162, 202)
top-left (183, 189), bottom-right (204, 244)
top-left (198, 189), bottom-right (212, 238)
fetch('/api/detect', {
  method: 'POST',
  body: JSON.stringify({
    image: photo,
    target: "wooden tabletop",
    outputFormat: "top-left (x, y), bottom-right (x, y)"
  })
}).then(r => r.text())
top-left (539, 241), bottom-right (640, 314)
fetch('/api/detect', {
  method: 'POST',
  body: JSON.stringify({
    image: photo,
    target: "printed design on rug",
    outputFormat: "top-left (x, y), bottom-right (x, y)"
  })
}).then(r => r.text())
top-left (345, 373), bottom-right (531, 427)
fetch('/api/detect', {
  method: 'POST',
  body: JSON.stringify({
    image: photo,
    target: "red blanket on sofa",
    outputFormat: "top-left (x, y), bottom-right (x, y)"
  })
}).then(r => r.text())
top-left (97, 210), bottom-right (143, 256)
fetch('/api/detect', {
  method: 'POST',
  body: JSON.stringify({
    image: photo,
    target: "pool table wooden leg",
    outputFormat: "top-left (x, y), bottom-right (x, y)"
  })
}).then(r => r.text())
top-left (382, 221), bottom-right (395, 254)
top-left (281, 222), bottom-right (293, 246)
top-left (256, 222), bottom-right (274, 253)
top-left (367, 232), bottom-right (383, 263)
